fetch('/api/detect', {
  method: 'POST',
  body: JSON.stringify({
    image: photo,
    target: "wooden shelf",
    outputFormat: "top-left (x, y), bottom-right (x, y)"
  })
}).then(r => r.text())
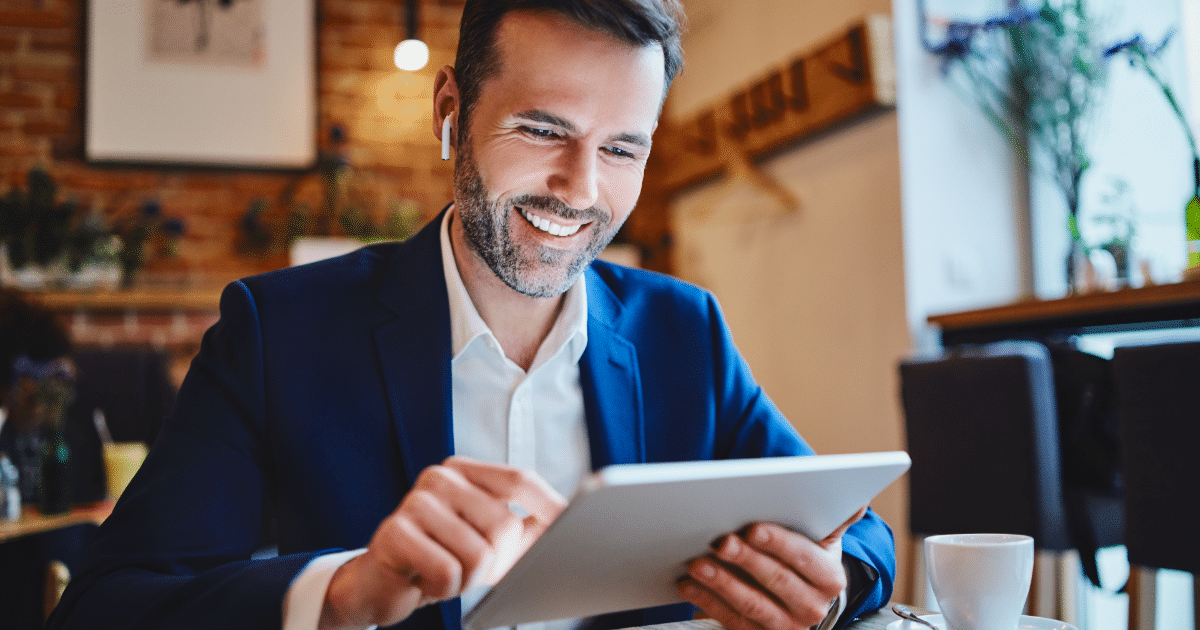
top-left (0, 501), bottom-right (114, 543)
top-left (24, 285), bottom-right (225, 313)
top-left (929, 279), bottom-right (1200, 344)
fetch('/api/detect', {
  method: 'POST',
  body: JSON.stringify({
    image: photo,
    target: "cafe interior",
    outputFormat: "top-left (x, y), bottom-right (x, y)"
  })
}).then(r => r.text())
top-left (1, 0), bottom-right (1198, 629)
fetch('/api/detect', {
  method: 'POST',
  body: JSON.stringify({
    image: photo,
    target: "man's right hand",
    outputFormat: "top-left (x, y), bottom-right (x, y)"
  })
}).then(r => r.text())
top-left (319, 456), bottom-right (567, 630)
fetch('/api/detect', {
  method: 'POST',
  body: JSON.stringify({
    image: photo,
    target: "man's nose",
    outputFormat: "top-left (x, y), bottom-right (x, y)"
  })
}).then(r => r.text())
top-left (547, 145), bottom-right (600, 211)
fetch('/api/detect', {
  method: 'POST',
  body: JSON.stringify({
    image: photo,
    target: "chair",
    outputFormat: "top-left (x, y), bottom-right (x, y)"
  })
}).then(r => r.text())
top-left (899, 340), bottom-right (1123, 626)
top-left (1111, 340), bottom-right (1200, 630)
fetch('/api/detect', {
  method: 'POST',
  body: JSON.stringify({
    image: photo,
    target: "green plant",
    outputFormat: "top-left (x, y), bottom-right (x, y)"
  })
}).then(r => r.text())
top-left (942, 0), bottom-right (1108, 222)
top-left (0, 168), bottom-right (117, 274)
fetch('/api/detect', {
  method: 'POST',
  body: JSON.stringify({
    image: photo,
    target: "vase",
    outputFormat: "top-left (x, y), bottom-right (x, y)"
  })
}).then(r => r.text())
top-left (1065, 238), bottom-right (1088, 295)
top-left (38, 426), bottom-right (73, 515)
top-left (1187, 157), bottom-right (1200, 269)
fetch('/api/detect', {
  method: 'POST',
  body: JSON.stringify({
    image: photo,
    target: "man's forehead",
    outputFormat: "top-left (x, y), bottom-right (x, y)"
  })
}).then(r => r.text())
top-left (490, 10), bottom-right (666, 87)
top-left (483, 10), bottom-right (666, 127)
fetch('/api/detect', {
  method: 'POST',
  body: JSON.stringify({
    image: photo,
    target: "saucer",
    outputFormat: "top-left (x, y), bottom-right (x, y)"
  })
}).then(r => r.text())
top-left (885, 613), bottom-right (1078, 630)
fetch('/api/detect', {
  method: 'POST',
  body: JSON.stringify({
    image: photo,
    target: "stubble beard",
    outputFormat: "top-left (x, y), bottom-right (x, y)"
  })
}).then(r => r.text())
top-left (453, 134), bottom-right (626, 299)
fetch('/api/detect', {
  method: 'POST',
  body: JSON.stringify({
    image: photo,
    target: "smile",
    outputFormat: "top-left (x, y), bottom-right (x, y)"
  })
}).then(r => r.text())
top-left (518, 207), bottom-right (585, 237)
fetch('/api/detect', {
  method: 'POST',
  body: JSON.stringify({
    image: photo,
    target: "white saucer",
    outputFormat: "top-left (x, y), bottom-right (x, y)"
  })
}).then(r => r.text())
top-left (885, 613), bottom-right (1078, 630)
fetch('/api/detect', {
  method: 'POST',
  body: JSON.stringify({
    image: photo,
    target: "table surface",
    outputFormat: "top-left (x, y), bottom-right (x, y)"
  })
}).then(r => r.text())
top-left (0, 501), bottom-right (113, 543)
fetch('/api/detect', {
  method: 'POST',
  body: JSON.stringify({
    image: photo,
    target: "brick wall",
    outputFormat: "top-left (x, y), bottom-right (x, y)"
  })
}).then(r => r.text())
top-left (0, 0), bottom-right (464, 284)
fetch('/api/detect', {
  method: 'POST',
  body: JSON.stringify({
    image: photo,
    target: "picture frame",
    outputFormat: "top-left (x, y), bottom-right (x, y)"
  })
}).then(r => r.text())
top-left (86, 0), bottom-right (317, 169)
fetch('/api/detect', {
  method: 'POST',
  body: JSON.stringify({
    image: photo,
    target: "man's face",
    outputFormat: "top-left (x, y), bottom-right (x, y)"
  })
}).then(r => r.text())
top-left (453, 11), bottom-right (665, 298)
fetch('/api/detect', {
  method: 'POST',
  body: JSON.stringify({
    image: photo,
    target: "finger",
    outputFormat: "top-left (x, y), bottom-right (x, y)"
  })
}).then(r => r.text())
top-left (372, 513), bottom-right (465, 601)
top-left (714, 533), bottom-right (837, 621)
top-left (743, 524), bottom-right (847, 596)
top-left (413, 464), bottom-right (524, 546)
top-left (443, 456), bottom-right (567, 523)
top-left (677, 577), bottom-right (766, 630)
top-left (403, 489), bottom-right (497, 590)
top-left (685, 556), bottom-right (807, 630)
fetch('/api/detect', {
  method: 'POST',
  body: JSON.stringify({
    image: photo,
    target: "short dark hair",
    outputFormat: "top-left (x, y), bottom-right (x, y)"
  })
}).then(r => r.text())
top-left (453, 0), bottom-right (685, 128)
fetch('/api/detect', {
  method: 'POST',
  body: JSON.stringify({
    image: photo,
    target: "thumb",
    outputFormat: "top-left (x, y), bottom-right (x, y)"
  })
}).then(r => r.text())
top-left (823, 505), bottom-right (868, 545)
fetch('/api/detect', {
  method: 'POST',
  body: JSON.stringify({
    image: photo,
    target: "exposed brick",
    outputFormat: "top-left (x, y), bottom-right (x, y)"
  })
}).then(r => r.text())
top-left (23, 116), bottom-right (68, 135)
top-left (0, 91), bottom-right (42, 108)
top-left (0, 34), bottom-right (18, 53)
top-left (28, 29), bottom-right (78, 55)
top-left (11, 61), bottom-right (75, 83)
top-left (0, 137), bottom-right (41, 158)
top-left (54, 86), bottom-right (76, 109)
top-left (0, 9), bottom-right (72, 29)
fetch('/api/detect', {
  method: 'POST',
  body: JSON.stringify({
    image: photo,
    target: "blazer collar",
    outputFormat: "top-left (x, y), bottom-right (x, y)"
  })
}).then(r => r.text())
top-left (373, 207), bottom-right (456, 488)
top-left (579, 265), bottom-right (646, 469)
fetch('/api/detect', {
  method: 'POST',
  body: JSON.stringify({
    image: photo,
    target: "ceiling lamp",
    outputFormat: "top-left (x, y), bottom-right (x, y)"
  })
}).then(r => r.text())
top-left (394, 0), bottom-right (429, 71)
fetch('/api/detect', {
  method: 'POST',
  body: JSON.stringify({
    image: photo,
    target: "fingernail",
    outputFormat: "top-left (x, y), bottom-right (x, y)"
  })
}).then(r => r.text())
top-left (754, 527), bottom-right (769, 545)
top-left (722, 536), bottom-right (740, 556)
top-left (699, 562), bottom-right (716, 579)
top-left (682, 584), bottom-right (699, 598)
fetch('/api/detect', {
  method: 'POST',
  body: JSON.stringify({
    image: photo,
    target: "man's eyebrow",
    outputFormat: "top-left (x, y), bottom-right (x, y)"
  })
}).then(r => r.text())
top-left (610, 132), bottom-right (651, 149)
top-left (514, 109), bottom-right (651, 149)
top-left (514, 109), bottom-right (577, 134)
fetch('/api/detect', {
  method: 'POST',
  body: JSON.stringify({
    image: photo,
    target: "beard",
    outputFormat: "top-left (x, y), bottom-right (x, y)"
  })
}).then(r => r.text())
top-left (453, 137), bottom-right (627, 298)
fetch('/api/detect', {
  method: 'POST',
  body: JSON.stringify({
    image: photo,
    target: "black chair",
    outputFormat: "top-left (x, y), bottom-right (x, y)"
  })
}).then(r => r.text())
top-left (1111, 340), bottom-right (1200, 630)
top-left (900, 340), bottom-right (1123, 623)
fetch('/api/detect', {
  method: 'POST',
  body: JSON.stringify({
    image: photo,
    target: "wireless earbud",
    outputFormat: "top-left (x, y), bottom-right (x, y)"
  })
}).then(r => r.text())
top-left (442, 113), bottom-right (453, 161)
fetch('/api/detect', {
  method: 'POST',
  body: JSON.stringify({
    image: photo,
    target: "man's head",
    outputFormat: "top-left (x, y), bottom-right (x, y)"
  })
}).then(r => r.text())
top-left (436, 1), bottom-right (683, 298)
top-left (453, 0), bottom-right (685, 127)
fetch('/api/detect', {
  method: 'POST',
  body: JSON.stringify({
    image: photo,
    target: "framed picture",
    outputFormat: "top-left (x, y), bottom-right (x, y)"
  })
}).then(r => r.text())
top-left (86, 0), bottom-right (317, 169)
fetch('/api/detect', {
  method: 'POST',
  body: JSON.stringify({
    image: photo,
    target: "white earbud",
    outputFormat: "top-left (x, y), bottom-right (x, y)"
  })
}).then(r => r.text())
top-left (441, 113), bottom-right (453, 161)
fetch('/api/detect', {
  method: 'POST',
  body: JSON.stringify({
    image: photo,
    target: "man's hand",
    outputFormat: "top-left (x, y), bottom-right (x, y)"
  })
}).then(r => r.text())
top-left (676, 506), bottom-right (868, 630)
top-left (319, 456), bottom-right (567, 630)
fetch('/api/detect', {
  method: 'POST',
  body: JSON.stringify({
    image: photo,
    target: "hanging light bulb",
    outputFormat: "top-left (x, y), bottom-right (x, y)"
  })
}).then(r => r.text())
top-left (394, 0), bottom-right (428, 71)
top-left (394, 39), bottom-right (429, 71)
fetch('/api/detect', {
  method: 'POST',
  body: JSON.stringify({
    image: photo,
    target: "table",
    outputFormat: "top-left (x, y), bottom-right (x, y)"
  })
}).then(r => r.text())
top-left (0, 501), bottom-right (113, 543)
top-left (629, 606), bottom-right (905, 630)
top-left (928, 279), bottom-right (1200, 346)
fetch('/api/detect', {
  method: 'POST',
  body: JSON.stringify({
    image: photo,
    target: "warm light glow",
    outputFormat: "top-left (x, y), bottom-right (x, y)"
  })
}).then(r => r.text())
top-left (394, 39), bottom-right (429, 71)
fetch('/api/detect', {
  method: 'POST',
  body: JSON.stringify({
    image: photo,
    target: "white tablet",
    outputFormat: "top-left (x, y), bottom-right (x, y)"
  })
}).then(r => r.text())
top-left (464, 451), bottom-right (911, 630)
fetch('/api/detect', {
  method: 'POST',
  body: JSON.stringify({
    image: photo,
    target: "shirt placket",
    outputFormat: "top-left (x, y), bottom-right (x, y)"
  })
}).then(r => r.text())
top-left (507, 377), bottom-right (536, 470)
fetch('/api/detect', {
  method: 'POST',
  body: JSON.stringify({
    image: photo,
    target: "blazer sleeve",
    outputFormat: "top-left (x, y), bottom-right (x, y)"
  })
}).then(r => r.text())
top-left (702, 291), bottom-right (896, 625)
top-left (47, 282), bottom-right (334, 630)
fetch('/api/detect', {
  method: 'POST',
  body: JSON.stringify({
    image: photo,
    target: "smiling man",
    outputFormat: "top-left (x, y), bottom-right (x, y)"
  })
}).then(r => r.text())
top-left (47, 3), bottom-right (895, 630)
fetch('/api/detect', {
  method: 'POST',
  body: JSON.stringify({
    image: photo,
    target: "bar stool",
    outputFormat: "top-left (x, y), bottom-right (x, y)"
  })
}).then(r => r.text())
top-left (900, 340), bottom-right (1123, 627)
top-left (1111, 340), bottom-right (1200, 630)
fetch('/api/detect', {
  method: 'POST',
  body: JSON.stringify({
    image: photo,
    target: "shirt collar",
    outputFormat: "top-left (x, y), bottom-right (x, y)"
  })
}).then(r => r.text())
top-left (439, 208), bottom-right (588, 367)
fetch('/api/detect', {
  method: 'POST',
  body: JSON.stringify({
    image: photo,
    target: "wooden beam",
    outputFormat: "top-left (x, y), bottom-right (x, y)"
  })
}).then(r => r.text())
top-left (655, 15), bottom-right (896, 195)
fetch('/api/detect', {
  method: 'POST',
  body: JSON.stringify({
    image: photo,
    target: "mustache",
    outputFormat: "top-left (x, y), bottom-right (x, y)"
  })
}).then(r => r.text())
top-left (509, 194), bottom-right (605, 223)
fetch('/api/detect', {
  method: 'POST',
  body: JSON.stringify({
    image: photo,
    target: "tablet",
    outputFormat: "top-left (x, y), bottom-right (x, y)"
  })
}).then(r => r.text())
top-left (463, 450), bottom-right (911, 630)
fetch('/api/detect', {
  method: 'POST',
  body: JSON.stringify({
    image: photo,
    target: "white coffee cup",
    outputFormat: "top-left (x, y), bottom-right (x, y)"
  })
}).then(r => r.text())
top-left (925, 533), bottom-right (1034, 630)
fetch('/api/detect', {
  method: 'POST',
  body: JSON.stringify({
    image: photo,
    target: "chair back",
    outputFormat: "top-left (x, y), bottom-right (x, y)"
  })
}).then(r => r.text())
top-left (1111, 340), bottom-right (1200, 574)
top-left (900, 341), bottom-right (1070, 550)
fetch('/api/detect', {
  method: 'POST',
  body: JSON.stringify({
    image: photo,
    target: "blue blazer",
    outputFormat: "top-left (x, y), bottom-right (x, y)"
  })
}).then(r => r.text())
top-left (49, 213), bottom-right (894, 630)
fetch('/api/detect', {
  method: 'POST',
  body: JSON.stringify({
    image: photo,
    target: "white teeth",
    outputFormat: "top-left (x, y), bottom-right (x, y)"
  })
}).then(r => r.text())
top-left (520, 208), bottom-right (583, 237)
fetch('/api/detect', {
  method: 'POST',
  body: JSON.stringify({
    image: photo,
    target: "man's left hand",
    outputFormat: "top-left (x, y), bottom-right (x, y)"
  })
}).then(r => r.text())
top-left (676, 506), bottom-right (868, 630)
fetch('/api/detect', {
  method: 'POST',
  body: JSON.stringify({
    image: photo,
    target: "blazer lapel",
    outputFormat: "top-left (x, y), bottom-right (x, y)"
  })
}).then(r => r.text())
top-left (580, 267), bottom-right (646, 470)
top-left (373, 214), bottom-right (455, 488)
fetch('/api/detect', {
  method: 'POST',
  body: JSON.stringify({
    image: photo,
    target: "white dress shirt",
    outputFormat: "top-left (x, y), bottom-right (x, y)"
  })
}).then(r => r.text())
top-left (282, 209), bottom-right (592, 630)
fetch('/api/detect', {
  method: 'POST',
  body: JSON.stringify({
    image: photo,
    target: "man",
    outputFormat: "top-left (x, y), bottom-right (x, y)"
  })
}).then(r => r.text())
top-left (49, 2), bottom-right (895, 630)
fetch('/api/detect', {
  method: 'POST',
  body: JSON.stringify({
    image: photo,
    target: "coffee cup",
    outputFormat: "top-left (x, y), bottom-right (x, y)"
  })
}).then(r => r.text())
top-left (925, 533), bottom-right (1034, 630)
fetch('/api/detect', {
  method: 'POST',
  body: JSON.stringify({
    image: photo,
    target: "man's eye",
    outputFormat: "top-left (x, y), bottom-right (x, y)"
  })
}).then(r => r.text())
top-left (605, 146), bottom-right (635, 159)
top-left (522, 127), bottom-right (559, 139)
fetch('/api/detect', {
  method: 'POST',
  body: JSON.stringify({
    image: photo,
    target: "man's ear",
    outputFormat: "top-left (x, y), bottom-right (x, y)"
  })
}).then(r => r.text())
top-left (433, 65), bottom-right (460, 142)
